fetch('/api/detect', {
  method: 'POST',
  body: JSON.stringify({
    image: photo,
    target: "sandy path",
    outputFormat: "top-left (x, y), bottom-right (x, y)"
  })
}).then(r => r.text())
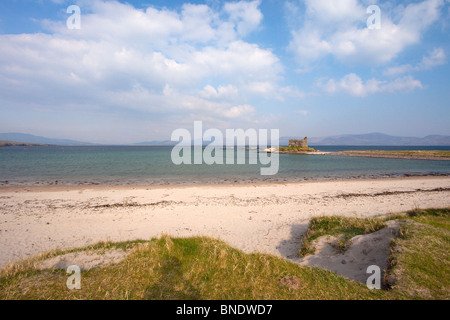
top-left (0, 176), bottom-right (449, 269)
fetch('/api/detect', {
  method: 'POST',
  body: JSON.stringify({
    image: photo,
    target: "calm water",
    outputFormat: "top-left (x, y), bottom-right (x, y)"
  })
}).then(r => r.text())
top-left (0, 145), bottom-right (449, 186)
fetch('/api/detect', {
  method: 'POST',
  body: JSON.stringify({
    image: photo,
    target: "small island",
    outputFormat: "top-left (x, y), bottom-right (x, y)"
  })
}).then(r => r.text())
top-left (277, 137), bottom-right (325, 154)
top-left (267, 138), bottom-right (450, 160)
top-left (0, 140), bottom-right (53, 147)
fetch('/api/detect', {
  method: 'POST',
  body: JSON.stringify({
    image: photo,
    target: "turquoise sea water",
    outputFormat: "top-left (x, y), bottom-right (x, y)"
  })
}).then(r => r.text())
top-left (0, 146), bottom-right (449, 186)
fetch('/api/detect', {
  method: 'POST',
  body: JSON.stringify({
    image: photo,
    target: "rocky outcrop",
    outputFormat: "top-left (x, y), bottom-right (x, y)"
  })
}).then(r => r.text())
top-left (289, 137), bottom-right (308, 148)
top-left (0, 140), bottom-right (52, 147)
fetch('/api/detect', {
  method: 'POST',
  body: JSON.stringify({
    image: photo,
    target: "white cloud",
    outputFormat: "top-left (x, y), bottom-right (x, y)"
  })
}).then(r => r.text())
top-left (221, 104), bottom-right (256, 118)
top-left (289, 0), bottom-right (445, 67)
top-left (384, 48), bottom-right (447, 76)
top-left (189, 41), bottom-right (282, 80)
top-left (199, 84), bottom-right (239, 100)
top-left (0, 0), bottom-right (284, 138)
top-left (421, 47), bottom-right (447, 69)
top-left (304, 0), bottom-right (366, 24)
top-left (245, 81), bottom-right (279, 100)
top-left (318, 73), bottom-right (423, 97)
top-left (243, 81), bottom-right (307, 101)
top-left (385, 76), bottom-right (424, 93)
top-left (224, 0), bottom-right (263, 37)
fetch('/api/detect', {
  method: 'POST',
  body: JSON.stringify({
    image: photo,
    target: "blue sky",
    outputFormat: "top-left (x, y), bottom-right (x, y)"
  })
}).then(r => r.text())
top-left (0, 0), bottom-right (449, 144)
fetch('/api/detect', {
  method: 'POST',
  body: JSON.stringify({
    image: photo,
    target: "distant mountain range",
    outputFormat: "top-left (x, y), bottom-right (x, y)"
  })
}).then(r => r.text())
top-left (282, 133), bottom-right (450, 146)
top-left (1, 132), bottom-right (449, 147)
top-left (135, 140), bottom-right (177, 146)
top-left (142, 133), bottom-right (450, 146)
top-left (0, 133), bottom-right (92, 146)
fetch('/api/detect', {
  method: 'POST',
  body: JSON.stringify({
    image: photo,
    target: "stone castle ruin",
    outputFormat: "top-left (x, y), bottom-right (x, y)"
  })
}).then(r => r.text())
top-left (289, 137), bottom-right (308, 148)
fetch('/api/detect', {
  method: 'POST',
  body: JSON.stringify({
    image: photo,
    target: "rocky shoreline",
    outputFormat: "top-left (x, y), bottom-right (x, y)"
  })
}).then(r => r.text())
top-left (277, 150), bottom-right (329, 155)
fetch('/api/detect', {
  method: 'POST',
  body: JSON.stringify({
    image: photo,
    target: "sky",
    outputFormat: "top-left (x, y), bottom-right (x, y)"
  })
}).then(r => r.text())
top-left (0, 0), bottom-right (449, 144)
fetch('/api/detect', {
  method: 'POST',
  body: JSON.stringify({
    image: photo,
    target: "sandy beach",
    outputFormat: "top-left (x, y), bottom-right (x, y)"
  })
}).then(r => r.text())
top-left (1, 176), bottom-right (449, 270)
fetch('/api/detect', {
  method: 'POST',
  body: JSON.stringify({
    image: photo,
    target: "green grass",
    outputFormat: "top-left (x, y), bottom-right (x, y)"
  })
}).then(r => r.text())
top-left (386, 210), bottom-right (450, 299)
top-left (0, 236), bottom-right (383, 300)
top-left (405, 208), bottom-right (450, 231)
top-left (0, 208), bottom-right (448, 300)
top-left (279, 146), bottom-right (316, 153)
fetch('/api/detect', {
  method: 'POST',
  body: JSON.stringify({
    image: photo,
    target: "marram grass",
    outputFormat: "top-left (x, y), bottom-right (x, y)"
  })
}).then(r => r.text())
top-left (0, 208), bottom-right (448, 300)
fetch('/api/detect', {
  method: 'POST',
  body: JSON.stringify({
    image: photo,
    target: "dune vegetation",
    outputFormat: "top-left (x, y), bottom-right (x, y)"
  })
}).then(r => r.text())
top-left (0, 208), bottom-right (448, 300)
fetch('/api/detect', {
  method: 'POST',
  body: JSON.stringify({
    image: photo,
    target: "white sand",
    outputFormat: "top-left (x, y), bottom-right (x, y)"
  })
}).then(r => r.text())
top-left (298, 220), bottom-right (401, 284)
top-left (37, 249), bottom-right (129, 271)
top-left (1, 176), bottom-right (449, 273)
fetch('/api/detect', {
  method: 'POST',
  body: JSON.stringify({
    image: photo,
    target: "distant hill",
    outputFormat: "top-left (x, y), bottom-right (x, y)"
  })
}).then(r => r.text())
top-left (0, 133), bottom-right (92, 146)
top-left (3, 132), bottom-right (449, 147)
top-left (0, 140), bottom-right (53, 147)
top-left (145, 133), bottom-right (450, 147)
top-left (135, 140), bottom-right (177, 146)
top-left (282, 133), bottom-right (450, 146)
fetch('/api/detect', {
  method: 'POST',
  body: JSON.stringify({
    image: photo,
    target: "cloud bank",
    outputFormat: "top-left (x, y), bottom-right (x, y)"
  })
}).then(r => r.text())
top-left (0, 0), bottom-right (282, 137)
top-left (0, 0), bottom-right (448, 142)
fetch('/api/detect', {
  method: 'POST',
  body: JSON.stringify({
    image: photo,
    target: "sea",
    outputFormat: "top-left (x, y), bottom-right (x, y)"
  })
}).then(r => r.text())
top-left (0, 145), bottom-right (449, 186)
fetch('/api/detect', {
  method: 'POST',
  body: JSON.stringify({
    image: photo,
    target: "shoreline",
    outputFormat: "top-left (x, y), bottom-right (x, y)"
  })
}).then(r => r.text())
top-left (1, 172), bottom-right (448, 189)
top-left (275, 149), bottom-right (450, 161)
top-left (1, 175), bottom-right (450, 269)
top-left (1, 174), bottom-right (449, 192)
top-left (277, 151), bottom-right (329, 155)
top-left (327, 151), bottom-right (450, 161)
